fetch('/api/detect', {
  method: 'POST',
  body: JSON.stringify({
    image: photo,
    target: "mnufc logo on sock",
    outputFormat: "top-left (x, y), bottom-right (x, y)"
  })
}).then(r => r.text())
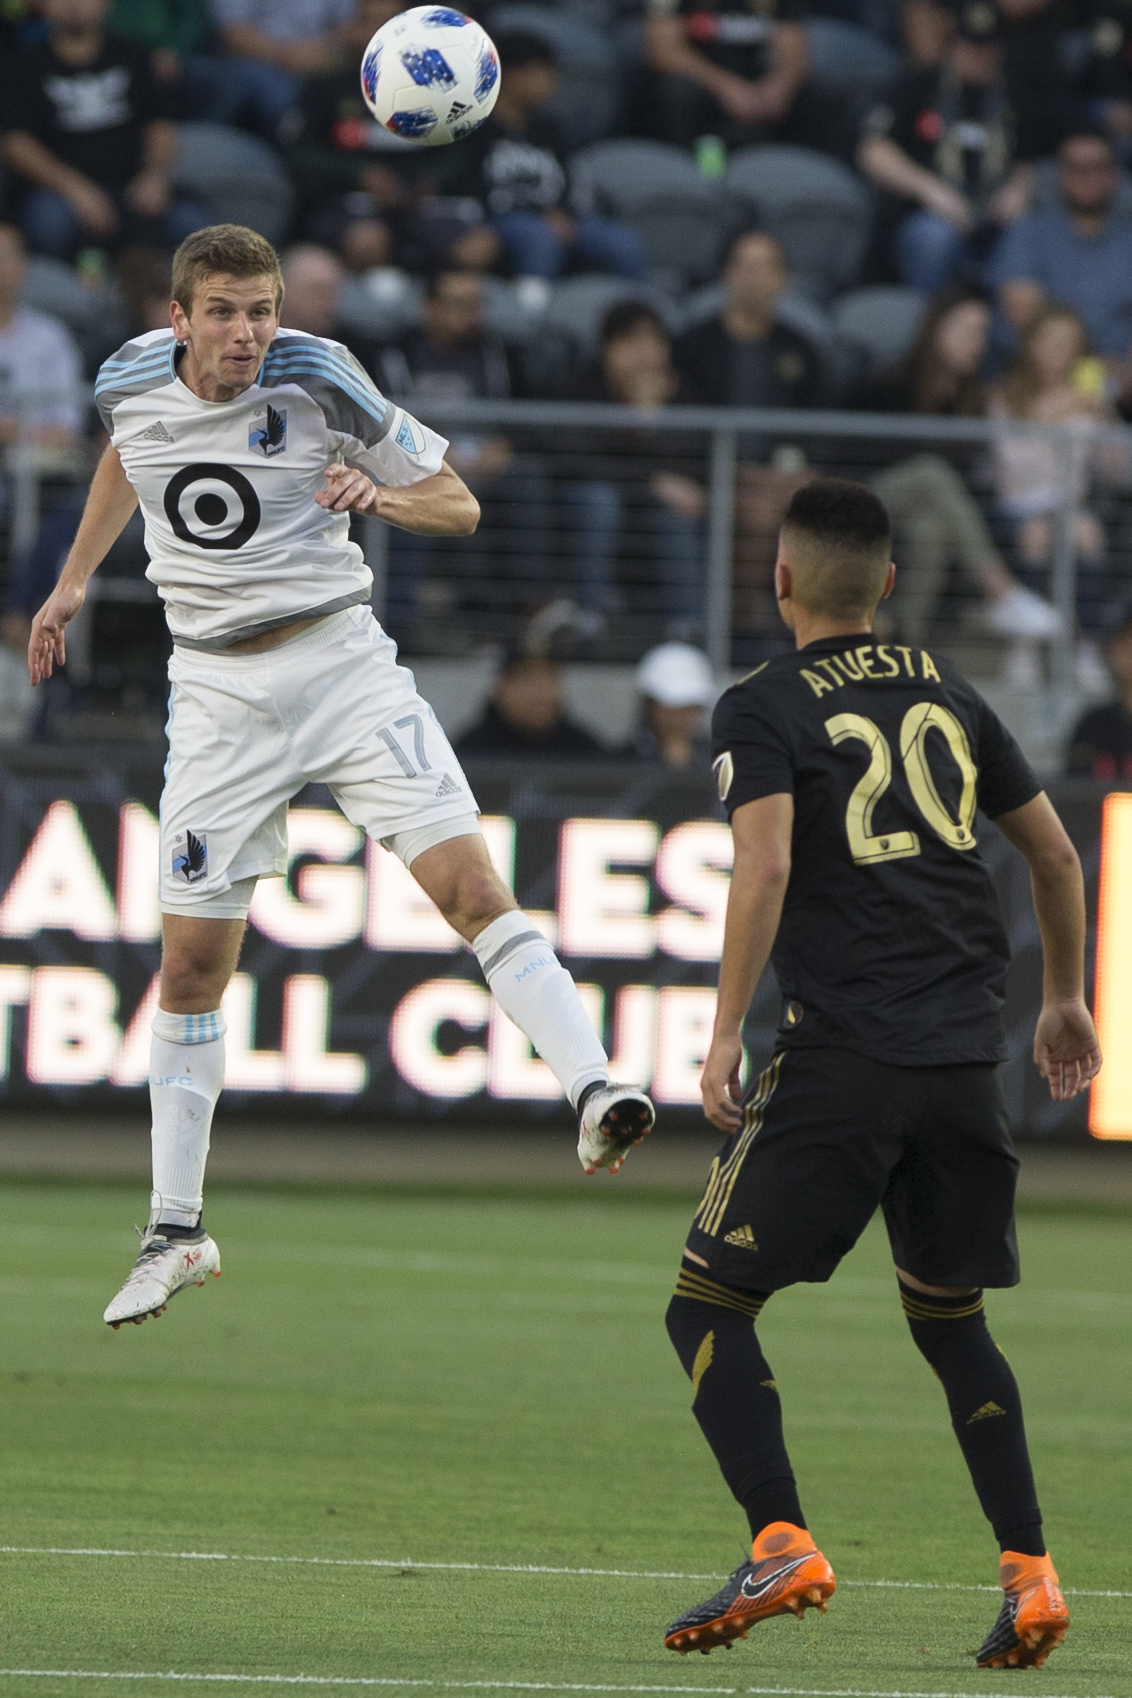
top-left (152, 1074), bottom-right (195, 1087)
top-left (513, 955), bottom-right (554, 982)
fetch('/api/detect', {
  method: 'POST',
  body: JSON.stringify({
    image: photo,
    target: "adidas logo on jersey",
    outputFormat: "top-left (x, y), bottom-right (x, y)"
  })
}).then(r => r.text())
top-left (434, 772), bottom-right (462, 799)
top-left (724, 1224), bottom-right (758, 1250)
top-left (139, 420), bottom-right (174, 443)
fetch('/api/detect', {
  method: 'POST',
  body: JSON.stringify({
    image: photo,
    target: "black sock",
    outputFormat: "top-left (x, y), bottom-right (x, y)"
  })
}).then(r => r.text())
top-left (666, 1268), bottom-right (805, 1541)
top-left (155, 1216), bottom-right (203, 1239)
top-left (899, 1280), bottom-right (1044, 1556)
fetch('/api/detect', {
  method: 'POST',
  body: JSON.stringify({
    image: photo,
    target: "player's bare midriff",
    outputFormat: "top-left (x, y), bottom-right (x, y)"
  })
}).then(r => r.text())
top-left (224, 616), bottom-right (328, 655)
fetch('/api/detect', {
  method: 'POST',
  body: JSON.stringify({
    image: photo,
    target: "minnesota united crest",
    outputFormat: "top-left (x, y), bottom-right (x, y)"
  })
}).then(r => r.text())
top-left (171, 829), bottom-right (208, 884)
top-left (250, 404), bottom-right (287, 457)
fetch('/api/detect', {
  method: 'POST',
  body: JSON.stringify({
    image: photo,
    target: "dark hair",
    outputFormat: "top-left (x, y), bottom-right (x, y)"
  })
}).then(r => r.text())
top-left (600, 300), bottom-right (668, 346)
top-left (495, 29), bottom-right (558, 68)
top-left (424, 267), bottom-right (481, 299)
top-left (784, 479), bottom-right (891, 553)
top-left (895, 282), bottom-right (990, 417)
top-left (783, 480), bottom-right (892, 617)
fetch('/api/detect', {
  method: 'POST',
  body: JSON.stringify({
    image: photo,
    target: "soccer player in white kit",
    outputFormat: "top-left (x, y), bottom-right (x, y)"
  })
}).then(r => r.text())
top-left (27, 225), bottom-right (654, 1328)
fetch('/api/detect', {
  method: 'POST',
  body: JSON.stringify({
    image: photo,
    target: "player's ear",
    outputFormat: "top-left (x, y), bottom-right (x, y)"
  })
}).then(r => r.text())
top-left (879, 560), bottom-right (896, 602)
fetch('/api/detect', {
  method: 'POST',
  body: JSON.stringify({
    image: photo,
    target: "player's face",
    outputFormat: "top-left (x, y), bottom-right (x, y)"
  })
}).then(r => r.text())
top-left (172, 274), bottom-right (280, 401)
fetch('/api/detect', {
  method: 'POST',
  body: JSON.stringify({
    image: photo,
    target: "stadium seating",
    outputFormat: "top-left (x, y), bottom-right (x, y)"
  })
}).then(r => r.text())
top-left (485, 5), bottom-right (622, 146)
top-left (541, 273), bottom-right (682, 355)
top-left (569, 139), bottom-right (731, 285)
top-left (18, 255), bottom-right (126, 370)
top-left (171, 123), bottom-right (294, 248)
top-left (831, 286), bottom-right (926, 378)
top-left (724, 145), bottom-right (874, 303)
top-left (803, 16), bottom-right (900, 99)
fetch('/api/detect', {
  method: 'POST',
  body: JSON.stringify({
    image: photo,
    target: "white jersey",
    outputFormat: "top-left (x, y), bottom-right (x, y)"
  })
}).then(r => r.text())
top-left (94, 327), bottom-right (448, 650)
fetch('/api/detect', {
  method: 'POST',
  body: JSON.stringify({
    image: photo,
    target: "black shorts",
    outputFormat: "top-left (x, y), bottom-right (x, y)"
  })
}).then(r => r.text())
top-left (684, 1046), bottom-right (1020, 1293)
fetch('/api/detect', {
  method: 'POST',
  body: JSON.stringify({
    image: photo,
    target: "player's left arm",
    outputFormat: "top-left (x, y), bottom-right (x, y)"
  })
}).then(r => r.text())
top-left (993, 791), bottom-right (1102, 1101)
top-left (315, 458), bottom-right (479, 536)
top-left (701, 792), bottom-right (793, 1132)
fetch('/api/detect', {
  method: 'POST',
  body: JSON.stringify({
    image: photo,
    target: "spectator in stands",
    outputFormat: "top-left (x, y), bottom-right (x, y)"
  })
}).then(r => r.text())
top-left (0, 217), bottom-right (85, 680)
top-left (116, 243), bottom-right (173, 333)
top-left (205, 0), bottom-right (354, 133)
top-left (437, 32), bottom-right (647, 283)
top-left (283, 0), bottom-right (418, 272)
top-left (858, 0), bottom-right (1068, 292)
top-left (1065, 607), bottom-right (1132, 774)
top-left (278, 240), bottom-right (382, 369)
top-left (990, 302), bottom-right (1126, 634)
top-left (675, 231), bottom-right (822, 408)
top-left (622, 641), bottom-right (714, 767)
top-left (643, 0), bottom-right (852, 157)
top-left (378, 267), bottom-right (551, 631)
top-left (0, 0), bottom-right (204, 260)
top-left (991, 132), bottom-right (1132, 398)
top-left (0, 223), bottom-right (83, 447)
top-left (455, 647), bottom-right (606, 758)
top-left (560, 301), bottom-right (705, 636)
top-left (106, 0), bottom-right (211, 96)
top-left (857, 283), bottom-right (1062, 648)
top-left (1073, 0), bottom-right (1132, 159)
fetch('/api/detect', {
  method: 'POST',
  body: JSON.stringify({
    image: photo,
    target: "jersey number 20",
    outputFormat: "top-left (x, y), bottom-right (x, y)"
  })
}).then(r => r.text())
top-left (825, 702), bottom-right (978, 866)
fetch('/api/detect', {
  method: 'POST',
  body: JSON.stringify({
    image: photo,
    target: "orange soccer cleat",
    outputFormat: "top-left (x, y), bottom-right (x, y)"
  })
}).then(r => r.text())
top-left (976, 1551), bottom-right (1070, 1669)
top-left (664, 1522), bottom-right (836, 1655)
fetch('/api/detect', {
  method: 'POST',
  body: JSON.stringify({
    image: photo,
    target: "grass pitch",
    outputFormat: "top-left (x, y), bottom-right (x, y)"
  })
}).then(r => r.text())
top-left (0, 1172), bottom-right (1128, 1698)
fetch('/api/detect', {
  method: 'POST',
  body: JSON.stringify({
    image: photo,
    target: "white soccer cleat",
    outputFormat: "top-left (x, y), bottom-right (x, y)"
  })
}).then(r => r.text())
top-left (103, 1225), bottom-right (221, 1328)
top-left (577, 1084), bottom-right (655, 1175)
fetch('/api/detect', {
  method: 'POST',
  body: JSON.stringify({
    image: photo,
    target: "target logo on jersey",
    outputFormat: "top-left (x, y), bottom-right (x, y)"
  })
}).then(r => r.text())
top-left (163, 464), bottom-right (262, 550)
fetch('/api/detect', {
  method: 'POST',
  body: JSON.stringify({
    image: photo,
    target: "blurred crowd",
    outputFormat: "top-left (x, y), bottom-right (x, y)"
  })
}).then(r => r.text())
top-left (7, 0), bottom-right (1132, 741)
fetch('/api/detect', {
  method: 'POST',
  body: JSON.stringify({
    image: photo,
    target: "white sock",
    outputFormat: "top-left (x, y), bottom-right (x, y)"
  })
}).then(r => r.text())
top-left (472, 912), bottom-right (607, 1108)
top-left (149, 1007), bottom-right (226, 1228)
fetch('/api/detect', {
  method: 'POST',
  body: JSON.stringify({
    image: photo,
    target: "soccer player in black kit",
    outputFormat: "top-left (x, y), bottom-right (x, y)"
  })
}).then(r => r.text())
top-left (663, 480), bottom-right (1101, 1670)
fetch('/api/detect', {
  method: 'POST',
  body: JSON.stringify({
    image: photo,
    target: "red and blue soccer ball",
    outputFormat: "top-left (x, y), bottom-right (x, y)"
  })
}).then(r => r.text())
top-left (360, 6), bottom-right (501, 145)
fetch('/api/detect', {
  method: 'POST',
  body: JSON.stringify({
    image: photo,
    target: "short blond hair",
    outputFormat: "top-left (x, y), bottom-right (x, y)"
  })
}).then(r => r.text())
top-left (171, 224), bottom-right (284, 318)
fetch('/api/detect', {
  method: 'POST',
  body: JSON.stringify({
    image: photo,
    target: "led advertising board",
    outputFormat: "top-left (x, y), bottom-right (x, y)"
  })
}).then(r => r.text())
top-left (0, 752), bottom-right (1110, 1133)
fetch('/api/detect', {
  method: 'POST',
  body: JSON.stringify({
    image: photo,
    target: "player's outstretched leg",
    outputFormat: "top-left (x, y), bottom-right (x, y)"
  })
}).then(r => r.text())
top-left (898, 1278), bottom-right (1067, 1668)
top-left (662, 1269), bottom-right (834, 1654)
top-left (468, 909), bottom-right (654, 1172)
top-left (103, 1007), bottom-right (224, 1328)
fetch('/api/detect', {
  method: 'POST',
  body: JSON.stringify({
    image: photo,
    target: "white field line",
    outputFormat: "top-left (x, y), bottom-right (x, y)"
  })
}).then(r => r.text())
top-left (1, 1225), bottom-right (1130, 1316)
top-left (0, 1546), bottom-right (1125, 1599)
top-left (0, 1677), bottom-right (1120, 1698)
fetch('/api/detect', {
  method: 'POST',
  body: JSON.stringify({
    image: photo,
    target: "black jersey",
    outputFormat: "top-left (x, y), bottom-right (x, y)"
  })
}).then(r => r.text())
top-left (711, 636), bottom-right (1041, 1066)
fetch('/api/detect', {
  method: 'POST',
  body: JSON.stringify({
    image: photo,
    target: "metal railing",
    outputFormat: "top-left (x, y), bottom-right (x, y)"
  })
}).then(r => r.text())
top-left (5, 392), bottom-right (1132, 710)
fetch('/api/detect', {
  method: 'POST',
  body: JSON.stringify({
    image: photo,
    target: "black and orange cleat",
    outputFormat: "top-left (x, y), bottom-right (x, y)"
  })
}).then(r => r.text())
top-left (976, 1551), bottom-right (1069, 1669)
top-left (664, 1522), bottom-right (835, 1655)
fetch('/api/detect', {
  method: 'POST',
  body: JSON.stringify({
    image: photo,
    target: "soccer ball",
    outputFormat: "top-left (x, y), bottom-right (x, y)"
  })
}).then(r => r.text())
top-left (360, 6), bottom-right (500, 146)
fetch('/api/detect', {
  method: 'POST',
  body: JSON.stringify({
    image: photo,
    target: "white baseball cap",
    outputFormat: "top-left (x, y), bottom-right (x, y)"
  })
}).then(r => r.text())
top-left (635, 643), bottom-right (716, 707)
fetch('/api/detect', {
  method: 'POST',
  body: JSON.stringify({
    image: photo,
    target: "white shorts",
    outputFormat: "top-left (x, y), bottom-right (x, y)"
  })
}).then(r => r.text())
top-left (160, 606), bottom-right (480, 919)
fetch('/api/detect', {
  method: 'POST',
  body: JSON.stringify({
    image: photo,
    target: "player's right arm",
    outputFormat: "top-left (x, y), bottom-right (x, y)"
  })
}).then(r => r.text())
top-left (993, 792), bottom-right (1102, 1102)
top-left (27, 443), bottom-right (139, 685)
top-left (702, 793), bottom-right (794, 1132)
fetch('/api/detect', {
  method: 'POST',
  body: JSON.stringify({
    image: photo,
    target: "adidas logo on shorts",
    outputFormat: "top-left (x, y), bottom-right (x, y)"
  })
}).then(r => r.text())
top-left (724, 1224), bottom-right (758, 1250)
top-left (139, 420), bottom-right (175, 443)
top-left (434, 773), bottom-right (461, 798)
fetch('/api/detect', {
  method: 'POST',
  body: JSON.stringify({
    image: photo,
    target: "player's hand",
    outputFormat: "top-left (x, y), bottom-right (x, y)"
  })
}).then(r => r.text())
top-left (28, 580), bottom-right (85, 685)
top-left (317, 464), bottom-right (379, 514)
top-left (1033, 997), bottom-right (1102, 1101)
top-left (701, 1032), bottom-right (745, 1133)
